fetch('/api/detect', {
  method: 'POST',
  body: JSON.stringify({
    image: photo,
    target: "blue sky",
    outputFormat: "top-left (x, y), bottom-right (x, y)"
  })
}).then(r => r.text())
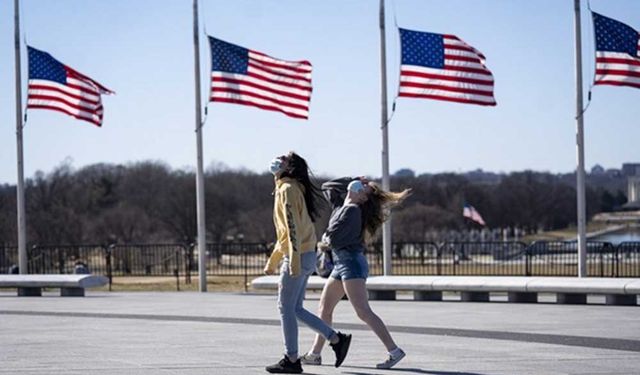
top-left (1, 0), bottom-right (639, 184)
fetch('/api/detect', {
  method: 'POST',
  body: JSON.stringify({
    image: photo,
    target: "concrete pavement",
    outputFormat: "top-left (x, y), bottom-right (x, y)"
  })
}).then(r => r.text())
top-left (0, 291), bottom-right (639, 374)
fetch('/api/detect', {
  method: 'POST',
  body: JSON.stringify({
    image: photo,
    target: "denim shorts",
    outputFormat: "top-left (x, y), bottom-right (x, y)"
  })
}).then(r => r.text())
top-left (330, 249), bottom-right (369, 280)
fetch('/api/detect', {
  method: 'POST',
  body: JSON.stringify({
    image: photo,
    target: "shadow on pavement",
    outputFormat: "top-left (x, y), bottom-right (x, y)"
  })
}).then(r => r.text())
top-left (343, 367), bottom-right (486, 375)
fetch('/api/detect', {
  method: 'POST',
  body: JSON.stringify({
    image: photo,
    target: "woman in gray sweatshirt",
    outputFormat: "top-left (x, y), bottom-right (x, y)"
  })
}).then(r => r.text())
top-left (301, 177), bottom-right (411, 369)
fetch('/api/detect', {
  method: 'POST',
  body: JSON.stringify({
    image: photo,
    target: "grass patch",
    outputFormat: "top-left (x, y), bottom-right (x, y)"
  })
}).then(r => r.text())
top-left (95, 275), bottom-right (256, 292)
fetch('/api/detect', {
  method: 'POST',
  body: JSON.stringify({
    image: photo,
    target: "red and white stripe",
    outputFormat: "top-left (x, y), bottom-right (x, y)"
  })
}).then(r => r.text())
top-left (210, 51), bottom-right (312, 119)
top-left (594, 38), bottom-right (640, 89)
top-left (399, 35), bottom-right (496, 106)
top-left (27, 67), bottom-right (113, 127)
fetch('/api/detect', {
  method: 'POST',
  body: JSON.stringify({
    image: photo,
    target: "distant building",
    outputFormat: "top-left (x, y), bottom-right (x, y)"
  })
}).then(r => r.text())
top-left (464, 169), bottom-right (502, 185)
top-left (394, 168), bottom-right (415, 178)
top-left (620, 163), bottom-right (640, 210)
top-left (605, 168), bottom-right (622, 178)
top-left (628, 176), bottom-right (640, 203)
top-left (590, 164), bottom-right (605, 175)
top-left (622, 163), bottom-right (640, 177)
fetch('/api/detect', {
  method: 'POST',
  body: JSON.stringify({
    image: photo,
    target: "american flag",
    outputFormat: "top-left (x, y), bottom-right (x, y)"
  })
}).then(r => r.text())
top-left (27, 46), bottom-right (113, 127)
top-left (463, 204), bottom-right (486, 226)
top-left (398, 28), bottom-right (496, 106)
top-left (208, 36), bottom-right (312, 120)
top-left (593, 12), bottom-right (640, 90)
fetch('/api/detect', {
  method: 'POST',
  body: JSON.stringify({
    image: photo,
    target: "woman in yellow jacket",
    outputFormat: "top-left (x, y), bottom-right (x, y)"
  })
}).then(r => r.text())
top-left (264, 151), bottom-right (351, 374)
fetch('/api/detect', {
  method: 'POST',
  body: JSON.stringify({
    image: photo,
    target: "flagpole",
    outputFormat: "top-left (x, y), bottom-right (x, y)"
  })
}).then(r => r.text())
top-left (379, 0), bottom-right (392, 276)
top-left (573, 0), bottom-right (587, 277)
top-left (193, 0), bottom-right (208, 291)
top-left (14, 0), bottom-right (27, 275)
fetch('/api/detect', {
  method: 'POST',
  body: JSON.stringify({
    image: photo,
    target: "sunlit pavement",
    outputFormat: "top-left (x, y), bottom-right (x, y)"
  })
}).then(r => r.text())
top-left (1, 291), bottom-right (639, 374)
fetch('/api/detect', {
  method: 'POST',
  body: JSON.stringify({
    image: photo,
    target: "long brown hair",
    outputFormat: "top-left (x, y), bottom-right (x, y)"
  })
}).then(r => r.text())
top-left (279, 151), bottom-right (324, 222)
top-left (360, 182), bottom-right (411, 243)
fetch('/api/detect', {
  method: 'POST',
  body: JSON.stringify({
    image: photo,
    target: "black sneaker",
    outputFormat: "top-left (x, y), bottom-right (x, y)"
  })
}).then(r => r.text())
top-left (329, 332), bottom-right (352, 368)
top-left (265, 356), bottom-right (303, 374)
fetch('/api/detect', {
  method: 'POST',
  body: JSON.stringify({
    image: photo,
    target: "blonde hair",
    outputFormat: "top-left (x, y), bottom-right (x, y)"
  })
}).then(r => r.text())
top-left (360, 182), bottom-right (411, 243)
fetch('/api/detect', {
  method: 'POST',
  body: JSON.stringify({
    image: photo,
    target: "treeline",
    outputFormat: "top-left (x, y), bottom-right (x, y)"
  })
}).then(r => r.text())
top-left (0, 161), bottom-right (628, 245)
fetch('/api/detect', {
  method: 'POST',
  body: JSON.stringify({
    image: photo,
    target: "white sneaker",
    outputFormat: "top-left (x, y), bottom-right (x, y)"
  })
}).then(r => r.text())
top-left (300, 352), bottom-right (322, 366)
top-left (376, 348), bottom-right (406, 369)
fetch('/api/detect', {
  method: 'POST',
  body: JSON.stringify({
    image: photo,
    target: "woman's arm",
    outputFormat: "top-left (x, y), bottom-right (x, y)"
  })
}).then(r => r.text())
top-left (282, 185), bottom-right (304, 276)
top-left (264, 245), bottom-right (284, 274)
top-left (321, 177), bottom-right (354, 209)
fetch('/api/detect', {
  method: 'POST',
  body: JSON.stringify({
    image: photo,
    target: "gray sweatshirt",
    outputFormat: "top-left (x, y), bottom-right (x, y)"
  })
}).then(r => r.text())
top-left (321, 177), bottom-right (365, 252)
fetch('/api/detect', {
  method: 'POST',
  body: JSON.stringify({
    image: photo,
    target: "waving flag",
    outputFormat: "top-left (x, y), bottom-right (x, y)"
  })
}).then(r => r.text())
top-left (208, 36), bottom-right (312, 120)
top-left (593, 12), bottom-right (640, 90)
top-left (27, 46), bottom-right (113, 127)
top-left (463, 204), bottom-right (486, 226)
top-left (398, 28), bottom-right (496, 106)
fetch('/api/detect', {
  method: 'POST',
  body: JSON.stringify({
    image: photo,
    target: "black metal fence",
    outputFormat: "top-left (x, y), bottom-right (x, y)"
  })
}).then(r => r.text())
top-left (373, 241), bottom-right (638, 277)
top-left (1, 241), bottom-right (639, 282)
top-left (377, 241), bottom-right (530, 276)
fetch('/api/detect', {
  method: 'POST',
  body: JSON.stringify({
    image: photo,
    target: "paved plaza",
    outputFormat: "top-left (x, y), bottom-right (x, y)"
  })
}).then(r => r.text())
top-left (1, 290), bottom-right (639, 374)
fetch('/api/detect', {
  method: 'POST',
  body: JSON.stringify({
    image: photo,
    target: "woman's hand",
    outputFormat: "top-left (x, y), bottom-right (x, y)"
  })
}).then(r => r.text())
top-left (264, 265), bottom-right (276, 275)
top-left (288, 267), bottom-right (299, 278)
top-left (317, 241), bottom-right (330, 252)
top-left (358, 176), bottom-right (369, 185)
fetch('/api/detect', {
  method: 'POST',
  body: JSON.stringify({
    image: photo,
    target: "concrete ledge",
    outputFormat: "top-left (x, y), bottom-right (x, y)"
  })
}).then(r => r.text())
top-left (0, 274), bottom-right (109, 288)
top-left (366, 276), bottom-right (437, 291)
top-left (624, 280), bottom-right (640, 295)
top-left (251, 275), bottom-right (327, 290)
top-left (526, 277), bottom-right (640, 295)
top-left (250, 275), bottom-right (640, 305)
top-left (0, 275), bottom-right (108, 297)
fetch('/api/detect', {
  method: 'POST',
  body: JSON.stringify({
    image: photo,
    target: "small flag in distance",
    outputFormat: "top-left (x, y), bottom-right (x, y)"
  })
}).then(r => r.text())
top-left (463, 204), bottom-right (486, 226)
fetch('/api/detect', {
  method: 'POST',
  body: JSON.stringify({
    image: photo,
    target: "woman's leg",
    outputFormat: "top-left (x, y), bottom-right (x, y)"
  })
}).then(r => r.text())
top-left (343, 278), bottom-right (397, 352)
top-left (293, 252), bottom-right (339, 342)
top-left (307, 277), bottom-right (345, 355)
top-left (277, 259), bottom-right (308, 360)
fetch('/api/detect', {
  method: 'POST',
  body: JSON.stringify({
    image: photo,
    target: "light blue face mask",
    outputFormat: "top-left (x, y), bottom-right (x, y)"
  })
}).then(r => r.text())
top-left (269, 158), bottom-right (283, 175)
top-left (347, 180), bottom-right (365, 193)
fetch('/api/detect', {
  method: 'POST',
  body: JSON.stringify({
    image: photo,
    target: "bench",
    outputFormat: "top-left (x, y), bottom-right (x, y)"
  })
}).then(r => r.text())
top-left (0, 274), bottom-right (109, 297)
top-left (251, 275), bottom-right (640, 306)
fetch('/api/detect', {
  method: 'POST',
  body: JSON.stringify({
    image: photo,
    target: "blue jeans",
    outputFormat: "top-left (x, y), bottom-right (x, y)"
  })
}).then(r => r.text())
top-left (278, 251), bottom-right (335, 359)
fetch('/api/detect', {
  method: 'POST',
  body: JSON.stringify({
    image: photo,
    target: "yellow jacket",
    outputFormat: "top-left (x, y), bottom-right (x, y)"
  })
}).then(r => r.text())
top-left (265, 177), bottom-right (317, 276)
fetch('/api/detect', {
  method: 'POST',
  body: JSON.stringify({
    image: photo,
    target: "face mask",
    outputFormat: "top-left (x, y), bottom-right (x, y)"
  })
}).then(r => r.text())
top-left (347, 180), bottom-right (365, 193)
top-left (269, 158), bottom-right (283, 175)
